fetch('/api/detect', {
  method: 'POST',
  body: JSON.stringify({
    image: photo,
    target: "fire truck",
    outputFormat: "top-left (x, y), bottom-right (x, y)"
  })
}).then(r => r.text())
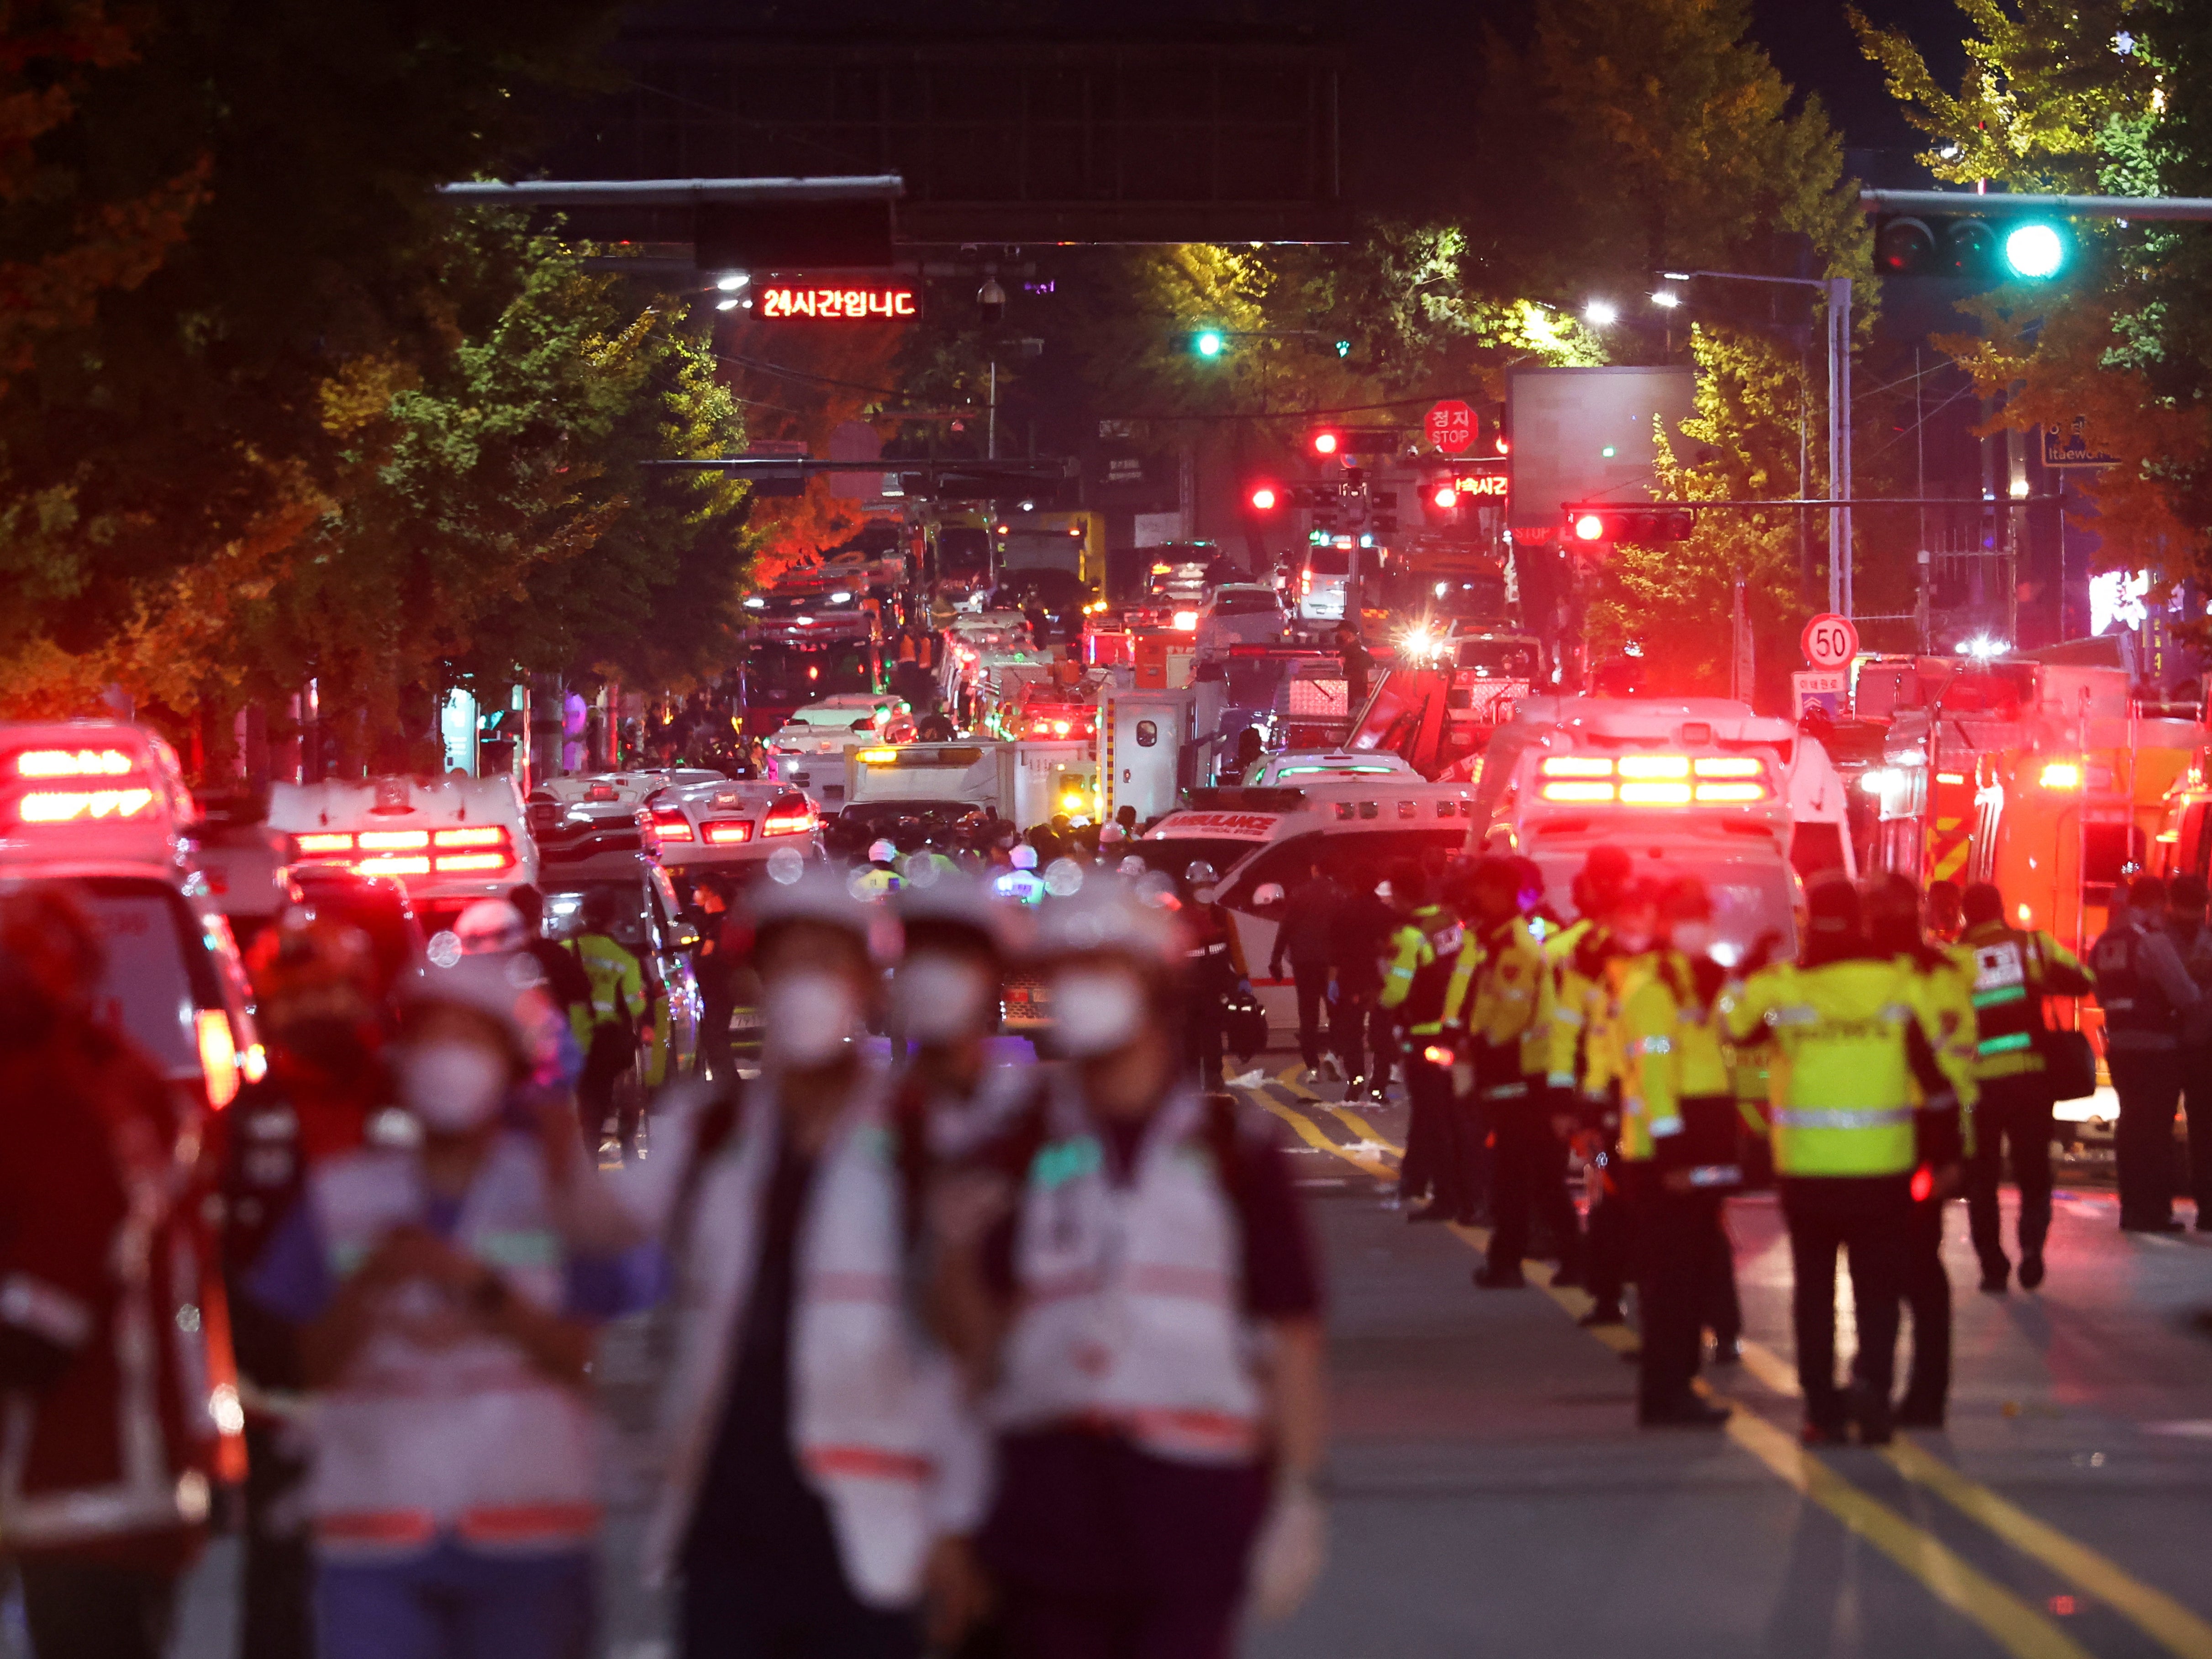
top-left (735, 595), bottom-right (886, 737)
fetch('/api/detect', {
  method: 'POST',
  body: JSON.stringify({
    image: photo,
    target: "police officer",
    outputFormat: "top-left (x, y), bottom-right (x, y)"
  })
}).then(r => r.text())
top-left (568, 889), bottom-right (648, 1153)
top-left (1955, 881), bottom-right (2094, 1285)
top-left (1380, 858), bottom-right (1480, 1222)
top-left (1612, 878), bottom-right (1735, 1427)
top-left (1552, 849), bottom-right (1635, 1325)
top-left (2089, 874), bottom-right (2201, 1232)
top-left (1721, 877), bottom-right (1960, 1445)
top-left (1467, 858), bottom-right (1579, 1288)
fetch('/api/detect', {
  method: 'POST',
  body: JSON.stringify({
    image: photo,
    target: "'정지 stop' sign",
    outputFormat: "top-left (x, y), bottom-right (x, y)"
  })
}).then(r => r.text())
top-left (1801, 612), bottom-right (1859, 669)
top-left (1426, 400), bottom-right (1475, 455)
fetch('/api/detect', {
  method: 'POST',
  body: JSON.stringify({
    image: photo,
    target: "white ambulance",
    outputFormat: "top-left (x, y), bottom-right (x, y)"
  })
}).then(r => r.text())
top-left (0, 720), bottom-right (261, 1109)
top-left (1131, 776), bottom-right (1480, 1030)
top-left (267, 774), bottom-right (537, 936)
top-left (1472, 696), bottom-right (1814, 960)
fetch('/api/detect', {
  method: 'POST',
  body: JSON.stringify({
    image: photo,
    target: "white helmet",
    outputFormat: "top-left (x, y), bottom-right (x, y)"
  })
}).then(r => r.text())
top-left (1009, 843), bottom-right (1040, 871)
top-left (1034, 881), bottom-right (1181, 965)
top-left (868, 837), bottom-right (899, 865)
top-left (453, 899), bottom-right (529, 957)
top-left (1097, 822), bottom-right (1126, 845)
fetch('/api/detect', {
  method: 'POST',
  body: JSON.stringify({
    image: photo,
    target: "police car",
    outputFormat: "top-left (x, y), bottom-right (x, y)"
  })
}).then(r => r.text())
top-left (268, 774), bottom-right (537, 936)
top-left (1127, 777), bottom-right (1480, 1032)
top-left (763, 694), bottom-right (914, 807)
top-left (0, 720), bottom-right (262, 1111)
top-left (640, 776), bottom-right (821, 880)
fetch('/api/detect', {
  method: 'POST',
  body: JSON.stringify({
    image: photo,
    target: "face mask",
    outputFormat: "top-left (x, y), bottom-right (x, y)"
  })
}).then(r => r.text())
top-left (896, 953), bottom-right (994, 1044)
top-left (762, 969), bottom-right (861, 1068)
top-left (395, 1040), bottom-right (509, 1133)
top-left (1671, 921), bottom-right (1714, 958)
top-left (1048, 966), bottom-right (1146, 1058)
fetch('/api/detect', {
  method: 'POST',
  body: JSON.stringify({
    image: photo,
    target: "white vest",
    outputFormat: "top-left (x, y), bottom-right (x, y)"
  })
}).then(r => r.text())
top-left (305, 1137), bottom-right (598, 1560)
top-left (994, 1087), bottom-right (1264, 1465)
top-left (638, 1070), bottom-right (986, 1603)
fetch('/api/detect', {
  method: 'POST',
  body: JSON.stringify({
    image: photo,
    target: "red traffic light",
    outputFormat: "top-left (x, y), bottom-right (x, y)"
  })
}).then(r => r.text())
top-left (1431, 484), bottom-right (1458, 511)
top-left (1248, 484), bottom-right (1281, 512)
top-left (1572, 511), bottom-right (1606, 542)
top-left (1310, 430), bottom-right (1340, 457)
top-left (1567, 507), bottom-right (1695, 544)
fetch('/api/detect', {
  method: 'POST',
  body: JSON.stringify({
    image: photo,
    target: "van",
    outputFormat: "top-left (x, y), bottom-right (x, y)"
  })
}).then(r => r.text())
top-left (1293, 543), bottom-right (1353, 623)
top-left (268, 774), bottom-right (537, 936)
top-left (1127, 777), bottom-right (1479, 1031)
top-left (0, 720), bottom-right (261, 1110)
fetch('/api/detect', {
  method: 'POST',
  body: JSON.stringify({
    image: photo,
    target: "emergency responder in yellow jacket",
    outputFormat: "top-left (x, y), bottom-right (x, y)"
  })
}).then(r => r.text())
top-left (1548, 847), bottom-right (1634, 1323)
top-left (1864, 873), bottom-right (1977, 1429)
top-left (1380, 858), bottom-right (1480, 1222)
top-left (1720, 876), bottom-right (1961, 1446)
top-left (1958, 880), bottom-right (2094, 1287)
top-left (1613, 877), bottom-right (1740, 1427)
top-left (1465, 858), bottom-right (1582, 1288)
top-left (570, 888), bottom-right (648, 1152)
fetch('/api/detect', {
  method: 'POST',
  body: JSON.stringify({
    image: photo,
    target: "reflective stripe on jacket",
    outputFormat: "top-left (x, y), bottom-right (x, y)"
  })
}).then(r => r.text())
top-left (570, 932), bottom-right (646, 1041)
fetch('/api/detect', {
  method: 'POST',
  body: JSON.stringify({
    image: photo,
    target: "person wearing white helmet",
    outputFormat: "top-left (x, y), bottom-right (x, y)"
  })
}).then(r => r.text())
top-left (853, 839), bottom-right (904, 901)
top-left (630, 862), bottom-right (989, 1659)
top-left (241, 953), bottom-right (649, 1659)
top-left (933, 885), bottom-right (1329, 1659)
top-left (891, 871), bottom-right (1037, 1158)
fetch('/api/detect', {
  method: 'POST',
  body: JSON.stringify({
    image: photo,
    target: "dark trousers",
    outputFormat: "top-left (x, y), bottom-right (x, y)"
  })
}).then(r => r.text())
top-left (1329, 987), bottom-right (1392, 1090)
top-left (1401, 1046), bottom-right (1474, 1216)
top-left (1779, 1174), bottom-right (1912, 1432)
top-left (1584, 1151), bottom-right (1635, 1311)
top-left (2182, 1046), bottom-right (2212, 1219)
top-left (1486, 1094), bottom-right (1584, 1276)
top-left (1966, 1081), bottom-right (2056, 1270)
top-left (242, 1419), bottom-right (313, 1659)
top-left (579, 1023), bottom-right (632, 1146)
top-left (1289, 961), bottom-right (1332, 1069)
top-left (1184, 1004), bottom-right (1226, 1091)
top-left (1899, 1195), bottom-right (1950, 1416)
top-left (1701, 1205), bottom-right (1742, 1344)
top-left (681, 1559), bottom-right (918, 1659)
top-left (698, 987), bottom-right (737, 1084)
top-left (2109, 1047), bottom-right (2185, 1225)
top-left (19, 1555), bottom-right (180, 1659)
top-left (1003, 1585), bottom-right (1240, 1659)
top-left (1638, 1184), bottom-right (1714, 1411)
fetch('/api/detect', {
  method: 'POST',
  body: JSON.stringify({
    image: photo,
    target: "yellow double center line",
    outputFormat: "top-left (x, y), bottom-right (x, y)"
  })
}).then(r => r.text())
top-left (1242, 1071), bottom-right (2212, 1659)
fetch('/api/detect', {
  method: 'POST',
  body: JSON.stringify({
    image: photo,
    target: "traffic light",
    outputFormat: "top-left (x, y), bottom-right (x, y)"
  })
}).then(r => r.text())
top-left (1421, 476), bottom-right (1461, 527)
top-left (1192, 327), bottom-right (1227, 358)
top-left (1307, 427), bottom-right (1399, 459)
top-left (1370, 489), bottom-right (1399, 536)
top-left (1245, 480), bottom-right (1285, 516)
top-left (1873, 214), bottom-right (2070, 281)
top-left (1567, 506), bottom-right (1696, 544)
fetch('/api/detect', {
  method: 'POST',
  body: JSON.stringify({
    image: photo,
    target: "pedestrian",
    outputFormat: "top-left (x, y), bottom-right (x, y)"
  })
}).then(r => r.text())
top-left (1721, 877), bottom-right (1961, 1445)
top-left (2163, 872), bottom-right (2212, 1230)
top-left (1609, 878), bottom-right (1737, 1428)
top-left (1334, 623), bottom-right (1370, 713)
top-left (455, 895), bottom-right (586, 1092)
top-left (2088, 874), bottom-right (2201, 1232)
top-left (1955, 880), bottom-right (2096, 1286)
top-left (632, 865), bottom-right (988, 1659)
top-left (568, 889), bottom-right (648, 1153)
top-left (243, 953), bottom-right (648, 1659)
top-left (1864, 874), bottom-right (1977, 1428)
top-left (0, 888), bottom-right (217, 1659)
top-left (891, 871), bottom-right (1036, 1156)
top-left (933, 884), bottom-right (1328, 1659)
top-left (1469, 858), bottom-right (1580, 1287)
top-left (1329, 869), bottom-right (1400, 1101)
top-left (689, 878), bottom-right (745, 1086)
top-left (1551, 848), bottom-right (1636, 1327)
top-left (1267, 859), bottom-right (1343, 1079)
top-left (226, 916), bottom-right (396, 1659)
top-left (1379, 859), bottom-right (1478, 1222)
top-left (1180, 860), bottom-right (1250, 1092)
top-left (1114, 804), bottom-right (1139, 839)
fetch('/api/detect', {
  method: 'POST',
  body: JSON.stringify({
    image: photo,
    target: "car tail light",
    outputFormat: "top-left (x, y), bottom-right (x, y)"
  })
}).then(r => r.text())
top-left (435, 826), bottom-right (505, 848)
top-left (1539, 756), bottom-right (1612, 779)
top-left (1693, 782), bottom-right (1768, 803)
top-left (763, 796), bottom-right (815, 836)
top-left (649, 808), bottom-right (695, 842)
top-left (356, 855), bottom-right (431, 877)
top-left (196, 1010), bottom-right (241, 1110)
top-left (16, 788), bottom-right (157, 822)
top-left (704, 822), bottom-right (753, 846)
top-left (1617, 755), bottom-right (1690, 780)
top-left (1539, 781), bottom-right (1615, 803)
top-left (1618, 781), bottom-right (1693, 805)
top-left (357, 829), bottom-right (430, 850)
top-left (1693, 757), bottom-right (1762, 778)
top-left (15, 748), bottom-right (134, 778)
top-left (434, 852), bottom-right (509, 873)
top-left (295, 831), bottom-right (355, 855)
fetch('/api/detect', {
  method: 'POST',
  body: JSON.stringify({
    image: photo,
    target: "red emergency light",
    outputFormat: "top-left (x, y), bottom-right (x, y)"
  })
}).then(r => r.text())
top-left (1535, 754), bottom-right (1772, 806)
top-left (703, 822), bottom-right (754, 846)
top-left (16, 788), bottom-right (158, 823)
top-left (15, 748), bottom-right (136, 778)
top-left (1311, 431), bottom-right (1341, 457)
top-left (1249, 485), bottom-right (1281, 513)
top-left (289, 826), bottom-right (520, 877)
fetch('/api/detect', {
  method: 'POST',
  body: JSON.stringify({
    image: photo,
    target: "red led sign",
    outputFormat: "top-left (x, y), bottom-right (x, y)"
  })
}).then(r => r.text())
top-left (758, 283), bottom-right (921, 321)
top-left (1455, 474), bottom-right (1509, 498)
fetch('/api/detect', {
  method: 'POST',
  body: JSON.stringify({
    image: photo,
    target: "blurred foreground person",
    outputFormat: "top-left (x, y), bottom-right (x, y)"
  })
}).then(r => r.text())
top-left (1956, 882), bottom-right (2094, 1287)
top-left (245, 955), bottom-right (645, 1659)
top-left (1721, 878), bottom-right (1959, 1446)
top-left (1864, 874), bottom-right (1975, 1428)
top-left (937, 885), bottom-right (1328, 1659)
top-left (2090, 874), bottom-right (2201, 1232)
top-left (225, 916), bottom-right (396, 1659)
top-left (893, 871), bottom-right (1035, 1155)
top-left (0, 889), bottom-right (215, 1659)
top-left (637, 866), bottom-right (986, 1659)
top-left (1611, 879), bottom-right (1736, 1427)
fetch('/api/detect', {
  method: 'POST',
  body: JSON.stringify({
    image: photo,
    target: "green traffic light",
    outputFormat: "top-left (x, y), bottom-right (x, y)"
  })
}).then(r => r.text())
top-left (2003, 221), bottom-right (2066, 279)
top-left (1193, 328), bottom-right (1227, 358)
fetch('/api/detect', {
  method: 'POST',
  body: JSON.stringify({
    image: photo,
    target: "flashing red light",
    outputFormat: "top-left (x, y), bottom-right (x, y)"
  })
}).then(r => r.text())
top-left (1249, 485), bottom-right (1280, 512)
top-left (434, 852), bottom-right (510, 874)
top-left (1572, 511), bottom-right (1607, 542)
top-left (1431, 485), bottom-right (1458, 511)
top-left (1911, 1165), bottom-right (1934, 1203)
top-left (17, 788), bottom-right (157, 823)
top-left (703, 822), bottom-right (754, 846)
top-left (1496, 434), bottom-right (1510, 455)
top-left (16, 748), bottom-right (134, 778)
top-left (807, 665), bottom-right (821, 680)
top-left (1310, 430), bottom-right (1340, 457)
top-left (296, 831), bottom-right (355, 855)
top-left (434, 826), bottom-right (505, 848)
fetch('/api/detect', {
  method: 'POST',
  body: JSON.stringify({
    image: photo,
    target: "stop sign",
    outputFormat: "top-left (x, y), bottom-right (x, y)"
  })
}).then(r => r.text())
top-left (1801, 612), bottom-right (1859, 669)
top-left (1426, 400), bottom-right (1476, 455)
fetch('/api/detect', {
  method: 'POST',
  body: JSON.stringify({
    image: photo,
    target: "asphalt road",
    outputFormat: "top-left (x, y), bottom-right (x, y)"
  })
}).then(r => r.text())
top-left (63, 1052), bottom-right (2212, 1659)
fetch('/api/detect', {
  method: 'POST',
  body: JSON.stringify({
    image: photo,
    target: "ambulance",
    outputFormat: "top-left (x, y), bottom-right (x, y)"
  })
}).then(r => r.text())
top-left (0, 720), bottom-right (261, 1110)
top-left (267, 774), bottom-right (537, 936)
top-left (1131, 775), bottom-right (1480, 1031)
top-left (1471, 697), bottom-right (1823, 959)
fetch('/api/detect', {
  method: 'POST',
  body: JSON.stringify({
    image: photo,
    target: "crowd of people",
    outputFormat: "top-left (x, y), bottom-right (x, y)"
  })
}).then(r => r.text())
top-left (4, 831), bottom-right (2207, 1659)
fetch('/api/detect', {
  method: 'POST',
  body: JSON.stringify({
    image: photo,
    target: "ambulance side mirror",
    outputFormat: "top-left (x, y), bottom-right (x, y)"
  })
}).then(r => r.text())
top-left (1252, 882), bottom-right (1286, 912)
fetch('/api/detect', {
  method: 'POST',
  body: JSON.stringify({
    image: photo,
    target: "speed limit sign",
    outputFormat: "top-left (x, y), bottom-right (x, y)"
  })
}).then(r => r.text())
top-left (1801, 613), bottom-right (1859, 669)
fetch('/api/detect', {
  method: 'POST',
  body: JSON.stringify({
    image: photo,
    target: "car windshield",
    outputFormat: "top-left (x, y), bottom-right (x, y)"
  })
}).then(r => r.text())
top-left (543, 881), bottom-right (653, 951)
top-left (70, 878), bottom-right (222, 1076)
top-left (1119, 836), bottom-right (1269, 884)
top-left (747, 643), bottom-right (876, 701)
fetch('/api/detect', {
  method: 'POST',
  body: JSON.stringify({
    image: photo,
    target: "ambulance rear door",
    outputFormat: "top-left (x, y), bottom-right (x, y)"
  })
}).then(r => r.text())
top-left (1101, 691), bottom-right (1191, 826)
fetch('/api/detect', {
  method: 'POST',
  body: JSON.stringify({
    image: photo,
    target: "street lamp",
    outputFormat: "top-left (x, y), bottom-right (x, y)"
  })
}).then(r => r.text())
top-left (1583, 299), bottom-right (1620, 328)
top-left (1650, 290), bottom-right (1682, 310)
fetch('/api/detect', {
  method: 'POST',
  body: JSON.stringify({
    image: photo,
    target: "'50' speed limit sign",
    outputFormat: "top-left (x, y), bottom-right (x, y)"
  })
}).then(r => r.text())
top-left (1801, 612), bottom-right (1859, 669)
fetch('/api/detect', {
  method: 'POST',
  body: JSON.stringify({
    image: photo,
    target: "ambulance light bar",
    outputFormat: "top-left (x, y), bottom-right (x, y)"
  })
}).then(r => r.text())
top-left (289, 825), bottom-right (519, 877)
top-left (1537, 753), bottom-right (1771, 805)
top-left (16, 788), bottom-right (158, 822)
top-left (15, 748), bottom-right (136, 778)
top-left (2039, 761), bottom-right (2083, 790)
